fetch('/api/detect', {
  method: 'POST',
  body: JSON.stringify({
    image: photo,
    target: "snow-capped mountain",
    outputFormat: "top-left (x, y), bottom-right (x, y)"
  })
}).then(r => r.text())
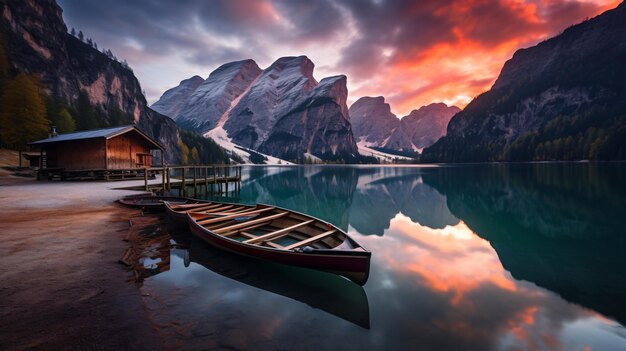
top-left (153, 56), bottom-right (358, 162)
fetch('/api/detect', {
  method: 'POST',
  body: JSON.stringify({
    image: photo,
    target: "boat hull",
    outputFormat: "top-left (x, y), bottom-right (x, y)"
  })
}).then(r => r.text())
top-left (188, 214), bottom-right (371, 285)
top-left (118, 195), bottom-right (193, 211)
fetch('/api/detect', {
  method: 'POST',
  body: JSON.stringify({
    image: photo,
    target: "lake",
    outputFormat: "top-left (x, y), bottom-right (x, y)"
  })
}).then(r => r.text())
top-left (150, 164), bottom-right (626, 350)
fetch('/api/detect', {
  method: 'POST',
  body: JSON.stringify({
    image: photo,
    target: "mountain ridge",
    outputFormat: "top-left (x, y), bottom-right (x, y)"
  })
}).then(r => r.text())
top-left (423, 3), bottom-right (626, 162)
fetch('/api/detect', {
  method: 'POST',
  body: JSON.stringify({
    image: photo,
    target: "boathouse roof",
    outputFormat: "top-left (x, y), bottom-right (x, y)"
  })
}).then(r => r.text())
top-left (30, 125), bottom-right (164, 150)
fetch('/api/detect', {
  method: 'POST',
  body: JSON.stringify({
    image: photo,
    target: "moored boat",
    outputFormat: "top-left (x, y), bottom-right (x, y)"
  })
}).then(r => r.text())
top-left (187, 205), bottom-right (371, 285)
top-left (164, 200), bottom-right (258, 225)
top-left (118, 195), bottom-right (198, 211)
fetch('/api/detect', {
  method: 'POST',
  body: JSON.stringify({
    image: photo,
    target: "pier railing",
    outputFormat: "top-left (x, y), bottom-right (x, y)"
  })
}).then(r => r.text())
top-left (143, 164), bottom-right (242, 196)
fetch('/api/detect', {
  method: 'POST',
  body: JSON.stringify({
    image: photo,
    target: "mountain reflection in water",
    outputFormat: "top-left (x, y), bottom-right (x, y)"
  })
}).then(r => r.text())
top-left (148, 164), bottom-right (625, 350)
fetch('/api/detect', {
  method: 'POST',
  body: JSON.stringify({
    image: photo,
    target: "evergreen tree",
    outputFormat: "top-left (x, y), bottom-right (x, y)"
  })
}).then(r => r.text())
top-left (55, 108), bottom-right (76, 133)
top-left (0, 74), bottom-right (49, 146)
top-left (46, 96), bottom-right (76, 133)
top-left (74, 92), bottom-right (98, 130)
top-left (78, 30), bottom-right (84, 41)
top-left (94, 42), bottom-right (97, 50)
top-left (70, 27), bottom-right (76, 36)
top-left (87, 38), bottom-right (93, 47)
top-left (190, 147), bottom-right (200, 164)
top-left (178, 140), bottom-right (190, 165)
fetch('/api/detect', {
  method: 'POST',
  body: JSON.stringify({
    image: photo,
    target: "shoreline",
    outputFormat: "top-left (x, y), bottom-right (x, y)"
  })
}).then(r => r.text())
top-left (0, 175), bottom-right (160, 350)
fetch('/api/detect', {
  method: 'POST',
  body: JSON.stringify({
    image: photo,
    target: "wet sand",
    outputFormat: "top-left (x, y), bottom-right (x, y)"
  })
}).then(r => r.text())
top-left (0, 176), bottom-right (160, 350)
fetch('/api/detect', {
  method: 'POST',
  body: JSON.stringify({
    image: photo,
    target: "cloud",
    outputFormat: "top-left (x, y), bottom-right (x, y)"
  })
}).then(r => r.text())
top-left (57, 0), bottom-right (621, 113)
top-left (336, 0), bottom-right (620, 114)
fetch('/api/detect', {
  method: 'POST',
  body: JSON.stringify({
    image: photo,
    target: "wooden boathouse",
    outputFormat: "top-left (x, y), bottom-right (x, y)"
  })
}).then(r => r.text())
top-left (30, 125), bottom-right (165, 180)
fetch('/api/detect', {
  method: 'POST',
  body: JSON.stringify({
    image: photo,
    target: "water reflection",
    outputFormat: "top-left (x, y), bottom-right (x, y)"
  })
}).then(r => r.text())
top-left (422, 164), bottom-right (626, 327)
top-left (147, 164), bottom-right (626, 350)
top-left (173, 231), bottom-right (370, 329)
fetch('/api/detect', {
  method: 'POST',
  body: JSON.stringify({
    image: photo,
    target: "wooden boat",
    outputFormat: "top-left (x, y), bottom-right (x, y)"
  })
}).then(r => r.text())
top-left (164, 200), bottom-right (258, 225)
top-left (118, 195), bottom-right (199, 211)
top-left (187, 205), bottom-right (371, 285)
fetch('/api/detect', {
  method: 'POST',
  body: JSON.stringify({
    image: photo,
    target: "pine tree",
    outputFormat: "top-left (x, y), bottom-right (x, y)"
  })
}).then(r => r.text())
top-left (190, 147), bottom-right (200, 164)
top-left (178, 140), bottom-right (190, 165)
top-left (75, 92), bottom-right (98, 130)
top-left (0, 74), bottom-right (49, 146)
top-left (71, 27), bottom-right (76, 36)
top-left (87, 38), bottom-right (93, 47)
top-left (55, 108), bottom-right (76, 133)
top-left (94, 42), bottom-right (97, 50)
top-left (78, 30), bottom-right (84, 41)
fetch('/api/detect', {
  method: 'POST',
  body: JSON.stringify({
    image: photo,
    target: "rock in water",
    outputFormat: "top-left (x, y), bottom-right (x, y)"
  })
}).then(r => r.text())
top-left (151, 76), bottom-right (204, 118)
top-left (349, 96), bottom-right (399, 146)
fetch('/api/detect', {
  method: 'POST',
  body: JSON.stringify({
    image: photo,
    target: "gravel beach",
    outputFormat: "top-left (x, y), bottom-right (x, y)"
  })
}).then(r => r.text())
top-left (0, 172), bottom-right (161, 350)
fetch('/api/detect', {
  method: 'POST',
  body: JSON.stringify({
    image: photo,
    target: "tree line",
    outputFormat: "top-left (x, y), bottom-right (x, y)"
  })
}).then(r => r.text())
top-left (69, 27), bottom-right (131, 70)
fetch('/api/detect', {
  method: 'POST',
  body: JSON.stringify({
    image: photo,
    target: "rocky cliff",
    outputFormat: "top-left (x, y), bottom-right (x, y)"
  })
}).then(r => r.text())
top-left (349, 97), bottom-right (459, 152)
top-left (386, 103), bottom-right (460, 152)
top-left (422, 2), bottom-right (626, 162)
top-left (349, 96), bottom-right (398, 146)
top-left (155, 56), bottom-right (359, 162)
top-left (151, 75), bottom-right (204, 119)
top-left (174, 60), bottom-right (262, 133)
top-left (1, 0), bottom-right (181, 162)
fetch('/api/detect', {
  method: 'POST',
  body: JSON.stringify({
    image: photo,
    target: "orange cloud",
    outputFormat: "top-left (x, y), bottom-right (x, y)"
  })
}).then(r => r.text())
top-left (345, 0), bottom-right (621, 116)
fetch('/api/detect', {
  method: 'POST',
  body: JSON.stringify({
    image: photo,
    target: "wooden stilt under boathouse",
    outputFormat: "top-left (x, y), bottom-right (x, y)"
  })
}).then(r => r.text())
top-left (30, 125), bottom-right (165, 180)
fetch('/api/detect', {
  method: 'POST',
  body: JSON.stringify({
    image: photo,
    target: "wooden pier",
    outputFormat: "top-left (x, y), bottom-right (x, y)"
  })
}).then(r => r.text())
top-left (143, 165), bottom-right (242, 196)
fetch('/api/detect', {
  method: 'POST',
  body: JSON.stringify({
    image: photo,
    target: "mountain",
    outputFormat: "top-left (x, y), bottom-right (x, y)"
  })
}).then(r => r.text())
top-left (175, 60), bottom-right (262, 133)
top-left (349, 97), bottom-right (459, 152)
top-left (155, 56), bottom-right (359, 162)
top-left (349, 96), bottom-right (398, 146)
top-left (386, 103), bottom-right (460, 152)
top-left (422, 2), bottom-right (626, 162)
top-left (0, 0), bottom-right (181, 162)
top-left (150, 75), bottom-right (204, 119)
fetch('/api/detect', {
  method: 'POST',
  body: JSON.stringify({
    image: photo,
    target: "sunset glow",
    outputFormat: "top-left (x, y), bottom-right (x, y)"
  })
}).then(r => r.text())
top-left (57, 0), bottom-right (621, 116)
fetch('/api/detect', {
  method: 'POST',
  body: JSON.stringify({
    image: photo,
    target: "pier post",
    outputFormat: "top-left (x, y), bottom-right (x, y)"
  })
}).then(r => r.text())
top-left (162, 165), bottom-right (166, 193)
top-left (144, 167), bottom-right (148, 191)
top-left (167, 167), bottom-right (171, 191)
top-left (193, 166), bottom-right (197, 197)
top-left (181, 167), bottom-right (186, 197)
top-left (224, 166), bottom-right (230, 196)
top-left (204, 167), bottom-right (208, 195)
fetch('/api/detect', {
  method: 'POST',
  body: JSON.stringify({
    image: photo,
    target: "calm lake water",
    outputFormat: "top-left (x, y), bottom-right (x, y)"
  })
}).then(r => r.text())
top-left (150, 164), bottom-right (626, 350)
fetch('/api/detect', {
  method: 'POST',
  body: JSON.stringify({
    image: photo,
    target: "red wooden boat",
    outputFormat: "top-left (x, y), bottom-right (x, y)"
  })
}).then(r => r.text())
top-left (187, 205), bottom-right (371, 285)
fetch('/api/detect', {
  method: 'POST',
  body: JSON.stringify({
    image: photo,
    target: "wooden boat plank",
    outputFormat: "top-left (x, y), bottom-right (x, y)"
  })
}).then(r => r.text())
top-left (244, 220), bottom-right (315, 245)
top-left (239, 231), bottom-right (256, 239)
top-left (170, 202), bottom-right (218, 209)
top-left (212, 212), bottom-right (289, 234)
top-left (284, 230), bottom-right (338, 250)
top-left (197, 207), bottom-right (275, 225)
top-left (221, 222), bottom-right (273, 237)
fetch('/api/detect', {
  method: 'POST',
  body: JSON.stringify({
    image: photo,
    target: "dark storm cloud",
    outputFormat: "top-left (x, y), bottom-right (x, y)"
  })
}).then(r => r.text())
top-left (58, 0), bottom-right (346, 69)
top-left (56, 0), bottom-right (619, 112)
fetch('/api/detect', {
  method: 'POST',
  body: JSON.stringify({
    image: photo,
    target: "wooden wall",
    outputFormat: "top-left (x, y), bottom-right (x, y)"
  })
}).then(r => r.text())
top-left (106, 131), bottom-right (153, 169)
top-left (46, 139), bottom-right (106, 170)
top-left (43, 130), bottom-right (158, 170)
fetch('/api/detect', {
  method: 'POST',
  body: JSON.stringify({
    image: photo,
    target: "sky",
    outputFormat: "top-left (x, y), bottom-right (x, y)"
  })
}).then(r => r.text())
top-left (57, 0), bottom-right (620, 117)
